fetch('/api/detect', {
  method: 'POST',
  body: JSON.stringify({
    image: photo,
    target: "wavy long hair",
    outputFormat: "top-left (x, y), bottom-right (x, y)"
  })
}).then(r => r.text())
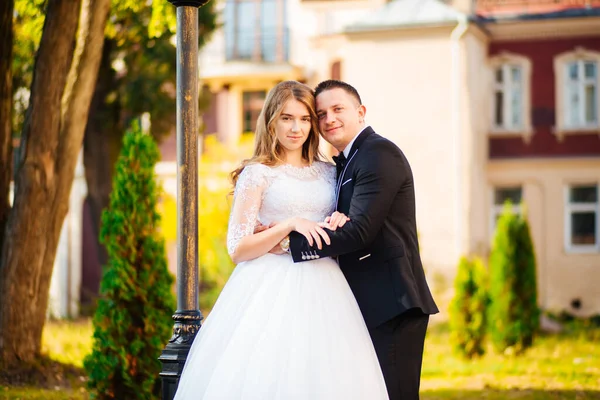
top-left (231, 81), bottom-right (323, 187)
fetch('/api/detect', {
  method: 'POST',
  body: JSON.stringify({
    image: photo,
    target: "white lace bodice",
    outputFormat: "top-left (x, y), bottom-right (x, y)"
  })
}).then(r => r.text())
top-left (227, 161), bottom-right (336, 255)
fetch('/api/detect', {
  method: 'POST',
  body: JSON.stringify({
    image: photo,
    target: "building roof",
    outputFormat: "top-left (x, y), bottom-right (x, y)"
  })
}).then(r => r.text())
top-left (345, 0), bottom-right (466, 33)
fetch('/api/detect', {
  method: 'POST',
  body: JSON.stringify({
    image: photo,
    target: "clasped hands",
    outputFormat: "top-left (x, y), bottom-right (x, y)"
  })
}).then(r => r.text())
top-left (255, 212), bottom-right (350, 254)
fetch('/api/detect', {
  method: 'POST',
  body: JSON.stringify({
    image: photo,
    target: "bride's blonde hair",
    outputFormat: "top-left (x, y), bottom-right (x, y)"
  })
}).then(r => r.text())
top-left (231, 81), bottom-right (323, 187)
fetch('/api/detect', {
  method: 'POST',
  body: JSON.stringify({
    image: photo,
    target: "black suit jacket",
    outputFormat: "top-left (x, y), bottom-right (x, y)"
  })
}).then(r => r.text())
top-left (290, 126), bottom-right (438, 328)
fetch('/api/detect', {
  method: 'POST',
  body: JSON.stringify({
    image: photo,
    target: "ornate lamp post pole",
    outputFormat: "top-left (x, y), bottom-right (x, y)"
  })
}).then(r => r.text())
top-left (159, 1), bottom-right (209, 398)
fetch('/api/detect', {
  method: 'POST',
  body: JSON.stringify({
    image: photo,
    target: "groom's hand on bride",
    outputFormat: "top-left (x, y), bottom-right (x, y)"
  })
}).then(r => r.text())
top-left (321, 212), bottom-right (350, 231)
top-left (292, 218), bottom-right (330, 249)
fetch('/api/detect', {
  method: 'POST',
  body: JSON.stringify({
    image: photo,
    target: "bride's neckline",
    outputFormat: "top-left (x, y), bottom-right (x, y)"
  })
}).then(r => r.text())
top-left (272, 162), bottom-right (322, 178)
top-left (277, 162), bottom-right (315, 170)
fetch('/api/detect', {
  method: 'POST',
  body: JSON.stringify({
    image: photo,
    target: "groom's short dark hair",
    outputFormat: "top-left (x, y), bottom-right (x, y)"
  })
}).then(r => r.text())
top-left (314, 80), bottom-right (362, 106)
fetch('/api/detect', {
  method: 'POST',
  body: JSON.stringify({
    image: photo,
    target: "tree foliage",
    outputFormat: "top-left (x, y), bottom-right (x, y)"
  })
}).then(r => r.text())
top-left (101, 0), bottom-right (216, 138)
top-left (12, 0), bottom-right (217, 138)
top-left (12, 0), bottom-right (45, 133)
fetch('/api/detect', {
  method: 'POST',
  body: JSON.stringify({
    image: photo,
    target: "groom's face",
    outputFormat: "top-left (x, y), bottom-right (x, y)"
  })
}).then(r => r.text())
top-left (316, 88), bottom-right (366, 152)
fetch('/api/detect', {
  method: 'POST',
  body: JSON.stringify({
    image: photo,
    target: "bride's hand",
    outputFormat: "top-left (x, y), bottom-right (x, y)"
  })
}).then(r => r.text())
top-left (254, 222), bottom-right (276, 234)
top-left (321, 211), bottom-right (350, 231)
top-left (292, 217), bottom-right (331, 249)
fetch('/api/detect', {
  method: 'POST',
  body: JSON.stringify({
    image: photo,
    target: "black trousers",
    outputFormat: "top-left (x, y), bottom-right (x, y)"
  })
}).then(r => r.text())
top-left (368, 309), bottom-right (429, 400)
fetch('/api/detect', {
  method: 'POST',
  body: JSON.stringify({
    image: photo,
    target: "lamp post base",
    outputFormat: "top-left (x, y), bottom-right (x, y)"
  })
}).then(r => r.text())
top-left (159, 310), bottom-right (203, 400)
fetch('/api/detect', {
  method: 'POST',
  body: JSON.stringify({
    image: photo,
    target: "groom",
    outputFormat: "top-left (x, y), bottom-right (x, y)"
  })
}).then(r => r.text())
top-left (288, 80), bottom-right (438, 400)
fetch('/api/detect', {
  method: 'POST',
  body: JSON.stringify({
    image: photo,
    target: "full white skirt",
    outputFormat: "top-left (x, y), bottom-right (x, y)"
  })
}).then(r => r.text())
top-left (174, 253), bottom-right (389, 400)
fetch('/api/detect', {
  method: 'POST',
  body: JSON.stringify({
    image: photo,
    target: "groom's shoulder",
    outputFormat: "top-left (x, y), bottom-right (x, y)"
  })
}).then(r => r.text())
top-left (363, 130), bottom-right (404, 157)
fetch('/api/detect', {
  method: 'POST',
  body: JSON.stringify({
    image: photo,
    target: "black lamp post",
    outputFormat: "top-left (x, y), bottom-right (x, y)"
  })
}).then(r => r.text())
top-left (159, 1), bottom-right (210, 399)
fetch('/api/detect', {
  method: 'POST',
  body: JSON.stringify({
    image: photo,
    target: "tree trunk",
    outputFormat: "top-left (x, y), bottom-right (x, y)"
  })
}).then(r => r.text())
top-left (0, 0), bottom-right (13, 256)
top-left (0, 0), bottom-right (110, 365)
top-left (81, 40), bottom-right (124, 304)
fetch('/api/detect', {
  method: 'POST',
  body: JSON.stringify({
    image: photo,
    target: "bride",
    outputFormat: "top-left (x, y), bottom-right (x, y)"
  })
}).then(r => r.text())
top-left (173, 81), bottom-right (388, 400)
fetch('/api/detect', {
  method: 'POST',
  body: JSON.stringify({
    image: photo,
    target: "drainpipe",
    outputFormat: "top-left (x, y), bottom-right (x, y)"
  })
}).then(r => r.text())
top-left (450, 15), bottom-right (468, 262)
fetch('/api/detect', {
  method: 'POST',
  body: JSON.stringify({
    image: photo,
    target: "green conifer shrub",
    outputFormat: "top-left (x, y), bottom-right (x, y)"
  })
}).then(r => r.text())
top-left (449, 256), bottom-right (489, 358)
top-left (488, 202), bottom-right (539, 354)
top-left (84, 121), bottom-right (175, 399)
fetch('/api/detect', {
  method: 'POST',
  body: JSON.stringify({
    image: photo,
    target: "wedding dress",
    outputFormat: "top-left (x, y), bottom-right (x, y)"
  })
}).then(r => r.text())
top-left (174, 161), bottom-right (389, 400)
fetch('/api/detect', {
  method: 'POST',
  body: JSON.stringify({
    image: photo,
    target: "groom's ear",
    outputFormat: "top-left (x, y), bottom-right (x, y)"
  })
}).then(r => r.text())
top-left (358, 104), bottom-right (366, 123)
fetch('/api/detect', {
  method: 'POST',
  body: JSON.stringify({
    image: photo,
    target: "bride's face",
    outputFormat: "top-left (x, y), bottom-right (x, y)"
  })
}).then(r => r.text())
top-left (274, 98), bottom-right (312, 156)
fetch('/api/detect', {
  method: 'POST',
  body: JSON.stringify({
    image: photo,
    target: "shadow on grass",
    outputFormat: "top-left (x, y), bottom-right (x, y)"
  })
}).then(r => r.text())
top-left (423, 389), bottom-right (600, 400)
top-left (0, 356), bottom-right (85, 390)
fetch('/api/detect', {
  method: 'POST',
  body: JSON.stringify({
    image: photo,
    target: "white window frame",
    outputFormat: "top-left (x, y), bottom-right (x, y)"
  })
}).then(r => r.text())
top-left (564, 183), bottom-right (600, 254)
top-left (554, 47), bottom-right (600, 140)
top-left (489, 52), bottom-right (533, 141)
top-left (490, 185), bottom-right (523, 240)
top-left (241, 90), bottom-right (267, 133)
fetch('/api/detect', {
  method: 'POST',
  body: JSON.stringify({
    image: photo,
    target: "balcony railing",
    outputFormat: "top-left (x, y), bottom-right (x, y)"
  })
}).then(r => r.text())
top-left (223, 0), bottom-right (290, 63)
top-left (225, 28), bottom-right (290, 63)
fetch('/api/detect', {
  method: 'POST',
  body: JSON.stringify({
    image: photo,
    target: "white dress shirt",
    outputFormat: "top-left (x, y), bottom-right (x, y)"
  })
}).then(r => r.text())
top-left (342, 126), bottom-right (369, 158)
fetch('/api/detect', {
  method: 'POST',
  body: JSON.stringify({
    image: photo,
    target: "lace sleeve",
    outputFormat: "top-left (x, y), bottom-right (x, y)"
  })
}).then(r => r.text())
top-left (226, 164), bottom-right (270, 256)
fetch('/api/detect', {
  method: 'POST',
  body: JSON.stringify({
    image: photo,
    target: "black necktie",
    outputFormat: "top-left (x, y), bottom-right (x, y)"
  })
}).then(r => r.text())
top-left (333, 152), bottom-right (347, 178)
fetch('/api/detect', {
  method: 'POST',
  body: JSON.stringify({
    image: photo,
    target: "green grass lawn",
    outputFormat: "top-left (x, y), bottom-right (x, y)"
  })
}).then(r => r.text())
top-left (420, 323), bottom-right (600, 399)
top-left (1, 319), bottom-right (599, 399)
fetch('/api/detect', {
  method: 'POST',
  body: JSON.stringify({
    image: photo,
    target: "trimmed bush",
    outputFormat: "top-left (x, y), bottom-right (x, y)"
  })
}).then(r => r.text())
top-left (449, 256), bottom-right (489, 358)
top-left (84, 121), bottom-right (175, 399)
top-left (488, 202), bottom-right (539, 354)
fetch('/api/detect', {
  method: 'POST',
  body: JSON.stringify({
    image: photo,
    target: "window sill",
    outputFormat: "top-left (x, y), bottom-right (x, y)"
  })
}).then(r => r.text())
top-left (553, 126), bottom-right (600, 141)
top-left (565, 245), bottom-right (600, 255)
top-left (489, 128), bottom-right (534, 143)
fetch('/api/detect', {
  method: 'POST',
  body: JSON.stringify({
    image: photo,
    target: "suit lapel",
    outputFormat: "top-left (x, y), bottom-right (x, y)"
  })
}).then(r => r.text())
top-left (335, 127), bottom-right (374, 209)
top-left (348, 126), bottom-right (373, 156)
